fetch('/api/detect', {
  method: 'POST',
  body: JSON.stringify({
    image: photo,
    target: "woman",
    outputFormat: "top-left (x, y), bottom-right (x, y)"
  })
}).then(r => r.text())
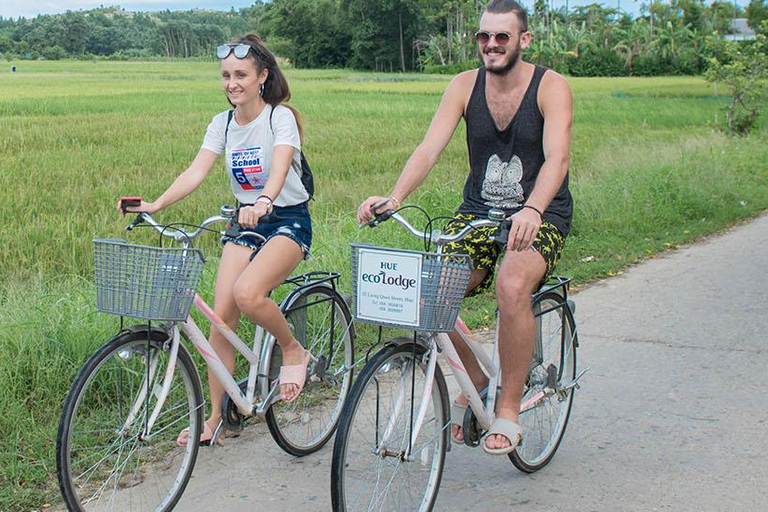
top-left (121, 34), bottom-right (312, 446)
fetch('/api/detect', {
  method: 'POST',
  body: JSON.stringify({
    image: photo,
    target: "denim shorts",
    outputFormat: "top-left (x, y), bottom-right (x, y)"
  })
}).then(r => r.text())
top-left (221, 202), bottom-right (312, 259)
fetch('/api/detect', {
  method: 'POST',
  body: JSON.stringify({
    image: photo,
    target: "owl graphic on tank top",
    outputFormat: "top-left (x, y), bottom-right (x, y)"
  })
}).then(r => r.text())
top-left (481, 154), bottom-right (524, 209)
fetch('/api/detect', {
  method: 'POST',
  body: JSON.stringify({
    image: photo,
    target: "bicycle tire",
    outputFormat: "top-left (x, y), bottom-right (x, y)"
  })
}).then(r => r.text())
top-left (510, 291), bottom-right (577, 472)
top-left (266, 285), bottom-right (355, 456)
top-left (57, 328), bottom-right (204, 511)
top-left (331, 340), bottom-right (449, 512)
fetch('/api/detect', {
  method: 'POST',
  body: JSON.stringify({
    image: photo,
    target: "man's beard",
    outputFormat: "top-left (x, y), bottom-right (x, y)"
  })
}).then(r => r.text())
top-left (481, 41), bottom-right (522, 75)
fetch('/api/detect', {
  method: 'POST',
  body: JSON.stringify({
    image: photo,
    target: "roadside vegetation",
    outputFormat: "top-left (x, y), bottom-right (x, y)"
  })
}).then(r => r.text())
top-left (1, 61), bottom-right (767, 509)
top-left (2, 0), bottom-right (768, 76)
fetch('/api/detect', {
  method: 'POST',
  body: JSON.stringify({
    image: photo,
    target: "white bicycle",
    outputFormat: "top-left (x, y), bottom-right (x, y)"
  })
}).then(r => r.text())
top-left (331, 206), bottom-right (586, 511)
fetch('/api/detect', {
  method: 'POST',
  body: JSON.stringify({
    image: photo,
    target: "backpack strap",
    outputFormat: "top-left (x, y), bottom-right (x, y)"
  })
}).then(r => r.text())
top-left (224, 109), bottom-right (234, 143)
top-left (269, 105), bottom-right (315, 200)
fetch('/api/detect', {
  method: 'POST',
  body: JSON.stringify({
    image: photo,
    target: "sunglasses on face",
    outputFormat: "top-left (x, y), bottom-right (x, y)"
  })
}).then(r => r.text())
top-left (474, 31), bottom-right (513, 45)
top-left (217, 44), bottom-right (252, 59)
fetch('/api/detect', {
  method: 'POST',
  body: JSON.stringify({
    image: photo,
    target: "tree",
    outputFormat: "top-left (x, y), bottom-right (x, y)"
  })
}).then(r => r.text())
top-left (746, 0), bottom-right (768, 33)
top-left (705, 21), bottom-right (768, 134)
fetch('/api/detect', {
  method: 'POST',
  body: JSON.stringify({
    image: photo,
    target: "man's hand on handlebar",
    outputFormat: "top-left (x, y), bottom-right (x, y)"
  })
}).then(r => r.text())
top-left (507, 207), bottom-right (541, 252)
top-left (357, 196), bottom-right (398, 225)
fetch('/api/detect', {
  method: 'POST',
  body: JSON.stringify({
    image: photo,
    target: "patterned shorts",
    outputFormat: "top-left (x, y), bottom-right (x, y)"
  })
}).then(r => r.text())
top-left (442, 212), bottom-right (566, 296)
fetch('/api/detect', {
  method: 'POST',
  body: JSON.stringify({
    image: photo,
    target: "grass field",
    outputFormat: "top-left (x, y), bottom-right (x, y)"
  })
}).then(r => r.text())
top-left (1, 60), bottom-right (767, 509)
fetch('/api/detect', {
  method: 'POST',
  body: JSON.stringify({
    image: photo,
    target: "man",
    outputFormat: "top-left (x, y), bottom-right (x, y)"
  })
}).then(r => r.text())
top-left (357, 0), bottom-right (573, 455)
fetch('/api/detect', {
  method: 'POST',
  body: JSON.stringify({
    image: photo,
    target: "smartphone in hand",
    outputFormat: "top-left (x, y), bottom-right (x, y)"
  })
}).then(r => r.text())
top-left (120, 196), bottom-right (142, 212)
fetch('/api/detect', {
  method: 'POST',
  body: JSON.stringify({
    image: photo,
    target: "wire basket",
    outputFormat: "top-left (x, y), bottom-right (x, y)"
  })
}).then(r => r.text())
top-left (93, 239), bottom-right (205, 322)
top-left (351, 243), bottom-right (472, 332)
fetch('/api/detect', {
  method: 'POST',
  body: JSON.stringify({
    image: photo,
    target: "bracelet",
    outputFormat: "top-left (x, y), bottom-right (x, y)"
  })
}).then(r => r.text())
top-left (522, 204), bottom-right (543, 218)
top-left (388, 196), bottom-right (402, 209)
top-left (255, 195), bottom-right (273, 213)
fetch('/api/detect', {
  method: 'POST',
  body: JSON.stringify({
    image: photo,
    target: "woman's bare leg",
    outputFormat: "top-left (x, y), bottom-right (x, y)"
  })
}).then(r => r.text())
top-left (206, 243), bottom-right (253, 428)
top-left (233, 236), bottom-right (305, 401)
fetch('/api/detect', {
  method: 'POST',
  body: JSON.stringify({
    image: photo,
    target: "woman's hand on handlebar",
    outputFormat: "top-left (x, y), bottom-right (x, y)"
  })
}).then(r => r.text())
top-left (357, 196), bottom-right (396, 225)
top-left (117, 197), bottom-right (161, 217)
top-left (238, 203), bottom-right (270, 228)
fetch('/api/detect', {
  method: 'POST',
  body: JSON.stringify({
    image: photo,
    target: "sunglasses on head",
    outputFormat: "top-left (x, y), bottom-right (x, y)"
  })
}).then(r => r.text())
top-left (217, 43), bottom-right (252, 59)
top-left (474, 31), bottom-right (513, 45)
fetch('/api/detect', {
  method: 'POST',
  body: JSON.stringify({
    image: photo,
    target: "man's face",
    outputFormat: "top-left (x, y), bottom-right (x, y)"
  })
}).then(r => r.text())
top-left (477, 11), bottom-right (530, 75)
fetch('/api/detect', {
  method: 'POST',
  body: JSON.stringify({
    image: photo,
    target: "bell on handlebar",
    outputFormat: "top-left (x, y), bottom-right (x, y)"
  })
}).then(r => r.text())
top-left (488, 208), bottom-right (506, 222)
top-left (221, 205), bottom-right (237, 219)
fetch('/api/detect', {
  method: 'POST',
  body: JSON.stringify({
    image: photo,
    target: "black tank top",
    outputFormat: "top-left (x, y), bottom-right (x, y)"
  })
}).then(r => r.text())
top-left (459, 66), bottom-right (572, 237)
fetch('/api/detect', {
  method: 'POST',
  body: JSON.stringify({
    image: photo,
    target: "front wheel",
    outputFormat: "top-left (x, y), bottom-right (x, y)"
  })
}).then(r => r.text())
top-left (510, 291), bottom-right (577, 472)
top-left (331, 340), bottom-right (449, 512)
top-left (57, 328), bottom-right (204, 512)
top-left (266, 285), bottom-right (355, 456)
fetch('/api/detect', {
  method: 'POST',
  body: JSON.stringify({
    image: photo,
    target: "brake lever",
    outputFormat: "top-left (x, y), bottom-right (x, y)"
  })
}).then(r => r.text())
top-left (367, 198), bottom-right (394, 227)
top-left (492, 219), bottom-right (512, 246)
top-left (125, 214), bottom-right (145, 232)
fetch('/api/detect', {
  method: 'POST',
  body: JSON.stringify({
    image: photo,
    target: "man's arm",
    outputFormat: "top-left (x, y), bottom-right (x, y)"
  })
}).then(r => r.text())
top-left (357, 72), bottom-right (474, 224)
top-left (507, 72), bottom-right (573, 251)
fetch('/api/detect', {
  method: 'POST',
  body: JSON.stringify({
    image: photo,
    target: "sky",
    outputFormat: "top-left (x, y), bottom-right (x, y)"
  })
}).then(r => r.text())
top-left (0, 0), bottom-right (751, 21)
top-left (0, 1), bottom-right (256, 19)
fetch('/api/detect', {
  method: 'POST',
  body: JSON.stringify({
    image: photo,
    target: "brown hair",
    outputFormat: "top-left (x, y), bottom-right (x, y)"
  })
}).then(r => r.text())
top-left (485, 0), bottom-right (528, 32)
top-left (229, 34), bottom-right (304, 142)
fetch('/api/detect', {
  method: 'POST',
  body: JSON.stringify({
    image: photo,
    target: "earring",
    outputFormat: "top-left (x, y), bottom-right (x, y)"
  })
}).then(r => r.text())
top-left (259, 83), bottom-right (264, 96)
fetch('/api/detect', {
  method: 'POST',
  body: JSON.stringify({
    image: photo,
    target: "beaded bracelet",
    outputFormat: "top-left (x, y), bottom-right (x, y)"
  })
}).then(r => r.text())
top-left (522, 204), bottom-right (543, 218)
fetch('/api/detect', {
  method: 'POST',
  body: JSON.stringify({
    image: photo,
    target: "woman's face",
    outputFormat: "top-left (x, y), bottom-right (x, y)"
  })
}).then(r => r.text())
top-left (220, 55), bottom-right (268, 107)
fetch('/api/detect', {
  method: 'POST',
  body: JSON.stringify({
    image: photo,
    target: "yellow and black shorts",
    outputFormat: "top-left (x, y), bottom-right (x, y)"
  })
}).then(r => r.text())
top-left (442, 212), bottom-right (566, 297)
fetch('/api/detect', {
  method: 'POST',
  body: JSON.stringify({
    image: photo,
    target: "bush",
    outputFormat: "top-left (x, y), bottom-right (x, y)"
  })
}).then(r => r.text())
top-left (41, 46), bottom-right (68, 60)
top-left (423, 60), bottom-right (481, 74)
top-left (526, 47), bottom-right (571, 74)
top-left (631, 54), bottom-right (668, 76)
top-left (568, 46), bottom-right (625, 77)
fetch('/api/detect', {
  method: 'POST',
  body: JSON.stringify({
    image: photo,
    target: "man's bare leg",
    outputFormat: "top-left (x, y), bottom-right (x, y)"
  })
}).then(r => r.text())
top-left (485, 248), bottom-right (546, 451)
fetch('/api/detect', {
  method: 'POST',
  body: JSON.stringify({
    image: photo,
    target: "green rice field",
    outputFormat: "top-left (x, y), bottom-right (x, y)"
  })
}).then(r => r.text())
top-left (0, 60), bottom-right (767, 509)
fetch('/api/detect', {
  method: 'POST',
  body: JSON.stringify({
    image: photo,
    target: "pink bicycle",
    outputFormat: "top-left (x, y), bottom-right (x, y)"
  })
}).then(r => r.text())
top-left (56, 205), bottom-right (355, 512)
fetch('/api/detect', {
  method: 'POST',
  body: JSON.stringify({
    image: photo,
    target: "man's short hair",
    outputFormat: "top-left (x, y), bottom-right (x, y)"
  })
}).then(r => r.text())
top-left (485, 0), bottom-right (529, 33)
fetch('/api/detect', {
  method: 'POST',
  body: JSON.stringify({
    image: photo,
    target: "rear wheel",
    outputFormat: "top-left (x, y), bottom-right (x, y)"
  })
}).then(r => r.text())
top-left (266, 285), bottom-right (355, 456)
top-left (331, 341), bottom-right (449, 512)
top-left (510, 292), bottom-right (577, 472)
top-left (57, 329), bottom-right (204, 511)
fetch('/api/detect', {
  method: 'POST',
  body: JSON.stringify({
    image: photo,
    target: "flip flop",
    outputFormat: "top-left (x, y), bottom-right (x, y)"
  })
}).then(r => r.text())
top-left (176, 421), bottom-right (223, 447)
top-left (482, 418), bottom-right (522, 456)
top-left (450, 401), bottom-right (468, 444)
top-left (279, 349), bottom-right (311, 402)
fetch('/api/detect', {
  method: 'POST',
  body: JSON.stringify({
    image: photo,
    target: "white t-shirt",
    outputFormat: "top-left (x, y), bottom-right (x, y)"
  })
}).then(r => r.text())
top-left (201, 104), bottom-right (309, 207)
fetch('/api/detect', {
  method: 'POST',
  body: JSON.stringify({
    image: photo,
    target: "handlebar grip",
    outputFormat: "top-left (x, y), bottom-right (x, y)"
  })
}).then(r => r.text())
top-left (493, 219), bottom-right (512, 246)
top-left (125, 214), bottom-right (145, 232)
top-left (367, 210), bottom-right (393, 228)
top-left (226, 210), bottom-right (275, 237)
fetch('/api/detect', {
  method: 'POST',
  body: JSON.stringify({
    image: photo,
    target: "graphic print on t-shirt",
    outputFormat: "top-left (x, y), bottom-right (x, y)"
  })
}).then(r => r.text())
top-left (230, 146), bottom-right (264, 191)
top-left (481, 154), bottom-right (524, 209)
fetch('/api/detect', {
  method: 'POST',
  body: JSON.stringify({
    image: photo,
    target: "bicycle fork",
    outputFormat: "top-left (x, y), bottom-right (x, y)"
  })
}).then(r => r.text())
top-left (121, 327), bottom-right (182, 439)
top-left (376, 342), bottom-right (439, 462)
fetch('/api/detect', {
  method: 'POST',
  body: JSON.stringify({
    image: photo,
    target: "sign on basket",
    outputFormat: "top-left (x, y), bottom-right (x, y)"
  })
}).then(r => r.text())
top-left (355, 247), bottom-right (422, 327)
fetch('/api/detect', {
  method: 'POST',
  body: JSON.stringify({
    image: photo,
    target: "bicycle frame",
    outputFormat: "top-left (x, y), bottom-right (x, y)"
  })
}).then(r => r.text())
top-left (374, 277), bottom-right (580, 459)
top-left (129, 273), bottom-right (354, 440)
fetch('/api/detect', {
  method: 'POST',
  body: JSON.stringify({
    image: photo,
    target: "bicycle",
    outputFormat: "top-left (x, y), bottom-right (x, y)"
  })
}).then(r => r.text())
top-left (57, 205), bottom-right (355, 512)
top-left (331, 206), bottom-right (587, 511)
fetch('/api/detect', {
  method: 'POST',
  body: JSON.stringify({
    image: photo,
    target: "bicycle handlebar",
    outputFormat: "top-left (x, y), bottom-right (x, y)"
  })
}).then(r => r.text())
top-left (367, 206), bottom-right (510, 247)
top-left (126, 205), bottom-right (268, 247)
